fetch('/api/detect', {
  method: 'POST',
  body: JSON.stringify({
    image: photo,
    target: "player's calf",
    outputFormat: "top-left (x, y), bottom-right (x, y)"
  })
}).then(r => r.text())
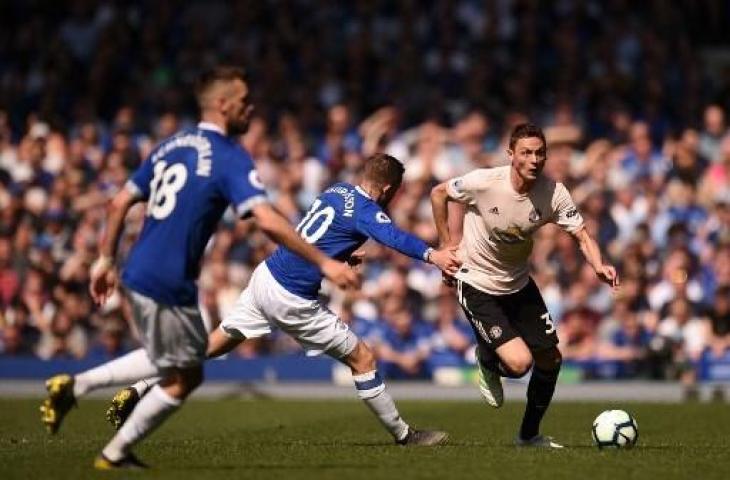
top-left (519, 347), bottom-right (561, 442)
top-left (99, 368), bottom-right (197, 466)
top-left (342, 340), bottom-right (447, 445)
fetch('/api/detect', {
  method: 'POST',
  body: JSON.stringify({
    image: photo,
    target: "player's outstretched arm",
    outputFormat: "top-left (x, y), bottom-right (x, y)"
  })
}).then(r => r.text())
top-left (90, 188), bottom-right (140, 305)
top-left (250, 203), bottom-right (360, 290)
top-left (354, 204), bottom-right (461, 275)
top-left (572, 227), bottom-right (620, 288)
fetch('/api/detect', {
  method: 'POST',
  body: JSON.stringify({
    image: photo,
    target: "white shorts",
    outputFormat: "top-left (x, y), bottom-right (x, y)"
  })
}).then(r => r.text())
top-left (126, 289), bottom-right (207, 369)
top-left (220, 262), bottom-right (357, 359)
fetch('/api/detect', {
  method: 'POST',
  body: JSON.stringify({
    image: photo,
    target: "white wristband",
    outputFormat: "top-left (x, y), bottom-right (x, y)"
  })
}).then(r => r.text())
top-left (423, 247), bottom-right (435, 263)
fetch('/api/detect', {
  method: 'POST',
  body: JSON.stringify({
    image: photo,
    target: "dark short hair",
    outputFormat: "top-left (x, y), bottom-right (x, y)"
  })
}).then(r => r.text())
top-left (194, 66), bottom-right (248, 104)
top-left (509, 123), bottom-right (546, 150)
top-left (363, 153), bottom-right (405, 187)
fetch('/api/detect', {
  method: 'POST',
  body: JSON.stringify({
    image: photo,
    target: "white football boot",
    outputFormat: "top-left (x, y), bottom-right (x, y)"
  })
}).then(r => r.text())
top-left (475, 348), bottom-right (504, 407)
top-left (514, 434), bottom-right (564, 449)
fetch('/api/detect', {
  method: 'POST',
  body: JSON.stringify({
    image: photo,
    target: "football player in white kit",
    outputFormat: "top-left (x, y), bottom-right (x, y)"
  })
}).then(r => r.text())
top-left (431, 123), bottom-right (619, 448)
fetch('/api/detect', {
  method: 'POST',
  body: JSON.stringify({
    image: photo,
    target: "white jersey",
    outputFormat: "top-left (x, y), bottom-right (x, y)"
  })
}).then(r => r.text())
top-left (447, 165), bottom-right (584, 295)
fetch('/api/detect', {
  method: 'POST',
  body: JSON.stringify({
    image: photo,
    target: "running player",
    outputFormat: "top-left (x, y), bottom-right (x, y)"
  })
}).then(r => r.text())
top-left (430, 123), bottom-right (619, 448)
top-left (39, 66), bottom-right (359, 469)
top-left (108, 152), bottom-right (459, 447)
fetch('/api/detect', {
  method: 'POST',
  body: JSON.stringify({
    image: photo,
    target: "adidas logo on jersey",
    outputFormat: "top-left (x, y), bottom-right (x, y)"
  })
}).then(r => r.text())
top-left (489, 207), bottom-right (499, 215)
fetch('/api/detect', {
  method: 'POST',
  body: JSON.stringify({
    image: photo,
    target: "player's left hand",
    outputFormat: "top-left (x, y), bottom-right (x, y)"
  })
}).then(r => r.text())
top-left (596, 264), bottom-right (619, 289)
top-left (90, 256), bottom-right (118, 306)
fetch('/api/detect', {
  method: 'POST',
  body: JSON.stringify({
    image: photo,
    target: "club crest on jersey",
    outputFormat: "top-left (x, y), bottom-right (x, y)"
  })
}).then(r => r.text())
top-left (529, 207), bottom-right (542, 223)
top-left (248, 170), bottom-right (265, 190)
top-left (375, 212), bottom-right (391, 223)
top-left (489, 326), bottom-right (503, 340)
top-left (489, 206), bottom-right (500, 215)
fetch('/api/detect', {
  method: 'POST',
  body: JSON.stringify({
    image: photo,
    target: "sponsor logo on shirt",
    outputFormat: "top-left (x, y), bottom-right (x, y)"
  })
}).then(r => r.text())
top-left (489, 206), bottom-right (500, 215)
top-left (566, 208), bottom-right (578, 218)
top-left (489, 226), bottom-right (527, 244)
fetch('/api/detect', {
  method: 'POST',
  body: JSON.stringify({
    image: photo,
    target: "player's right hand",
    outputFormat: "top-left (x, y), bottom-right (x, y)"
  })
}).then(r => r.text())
top-left (346, 250), bottom-right (366, 268)
top-left (323, 259), bottom-right (361, 291)
top-left (89, 256), bottom-right (118, 306)
top-left (430, 245), bottom-right (461, 276)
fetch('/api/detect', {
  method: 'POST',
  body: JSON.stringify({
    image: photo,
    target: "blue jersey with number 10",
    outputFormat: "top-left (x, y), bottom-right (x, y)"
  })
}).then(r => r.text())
top-left (266, 183), bottom-right (431, 300)
top-left (122, 124), bottom-right (267, 306)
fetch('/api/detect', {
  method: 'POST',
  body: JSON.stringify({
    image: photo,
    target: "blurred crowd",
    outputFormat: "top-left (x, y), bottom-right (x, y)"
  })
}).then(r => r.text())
top-left (1, 1), bottom-right (730, 385)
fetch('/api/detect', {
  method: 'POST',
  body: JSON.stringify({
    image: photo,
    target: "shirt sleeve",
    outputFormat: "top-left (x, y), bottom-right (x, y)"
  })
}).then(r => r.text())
top-left (552, 182), bottom-right (585, 233)
top-left (445, 169), bottom-right (489, 205)
top-left (220, 149), bottom-right (269, 218)
top-left (355, 201), bottom-right (430, 261)
top-left (126, 157), bottom-right (156, 200)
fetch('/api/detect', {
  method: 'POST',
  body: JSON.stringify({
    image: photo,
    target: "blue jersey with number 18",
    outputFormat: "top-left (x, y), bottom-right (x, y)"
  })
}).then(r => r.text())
top-left (266, 182), bottom-right (431, 300)
top-left (121, 123), bottom-right (267, 306)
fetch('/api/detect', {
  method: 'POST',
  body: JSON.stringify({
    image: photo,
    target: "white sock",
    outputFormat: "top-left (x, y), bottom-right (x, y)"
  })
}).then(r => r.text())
top-left (102, 385), bottom-right (182, 461)
top-left (354, 370), bottom-right (409, 441)
top-left (131, 377), bottom-right (162, 396)
top-left (73, 348), bottom-right (160, 397)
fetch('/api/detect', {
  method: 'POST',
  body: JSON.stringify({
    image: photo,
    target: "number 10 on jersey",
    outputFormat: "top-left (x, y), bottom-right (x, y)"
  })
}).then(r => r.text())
top-left (296, 199), bottom-right (335, 243)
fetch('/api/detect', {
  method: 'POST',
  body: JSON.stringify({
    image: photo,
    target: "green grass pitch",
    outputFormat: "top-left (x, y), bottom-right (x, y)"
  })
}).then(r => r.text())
top-left (1, 398), bottom-right (728, 479)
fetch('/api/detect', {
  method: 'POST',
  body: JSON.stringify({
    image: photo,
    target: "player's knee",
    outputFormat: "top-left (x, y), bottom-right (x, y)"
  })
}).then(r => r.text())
top-left (503, 353), bottom-right (533, 377)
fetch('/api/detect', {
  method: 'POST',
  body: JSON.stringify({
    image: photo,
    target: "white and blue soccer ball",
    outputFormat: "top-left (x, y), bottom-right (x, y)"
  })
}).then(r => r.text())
top-left (592, 409), bottom-right (638, 449)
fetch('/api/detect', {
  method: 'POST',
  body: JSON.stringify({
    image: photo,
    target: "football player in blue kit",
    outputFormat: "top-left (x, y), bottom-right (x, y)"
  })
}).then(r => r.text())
top-left (39, 66), bottom-right (360, 469)
top-left (109, 152), bottom-right (461, 447)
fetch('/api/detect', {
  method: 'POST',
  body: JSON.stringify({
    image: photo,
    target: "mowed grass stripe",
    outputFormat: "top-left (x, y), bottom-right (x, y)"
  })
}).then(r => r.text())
top-left (0, 399), bottom-right (728, 480)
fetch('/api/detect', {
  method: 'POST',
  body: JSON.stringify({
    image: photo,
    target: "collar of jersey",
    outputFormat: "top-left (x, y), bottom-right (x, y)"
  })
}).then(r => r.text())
top-left (355, 185), bottom-right (371, 199)
top-left (197, 122), bottom-right (226, 136)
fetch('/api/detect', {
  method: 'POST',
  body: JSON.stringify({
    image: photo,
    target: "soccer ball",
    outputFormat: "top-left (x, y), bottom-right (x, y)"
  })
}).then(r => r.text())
top-left (591, 409), bottom-right (638, 449)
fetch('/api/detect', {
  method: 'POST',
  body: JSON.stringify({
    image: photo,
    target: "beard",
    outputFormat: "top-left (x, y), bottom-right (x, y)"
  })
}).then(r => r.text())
top-left (227, 117), bottom-right (250, 136)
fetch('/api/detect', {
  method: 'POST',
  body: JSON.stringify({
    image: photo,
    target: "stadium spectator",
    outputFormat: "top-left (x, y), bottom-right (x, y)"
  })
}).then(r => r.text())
top-left (1, 1), bottom-right (730, 386)
top-left (372, 296), bottom-right (433, 379)
top-left (656, 298), bottom-right (710, 388)
top-left (596, 307), bottom-right (652, 379)
top-left (558, 307), bottom-right (600, 364)
top-left (699, 105), bottom-right (726, 163)
top-left (428, 286), bottom-right (473, 367)
top-left (706, 286), bottom-right (730, 359)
